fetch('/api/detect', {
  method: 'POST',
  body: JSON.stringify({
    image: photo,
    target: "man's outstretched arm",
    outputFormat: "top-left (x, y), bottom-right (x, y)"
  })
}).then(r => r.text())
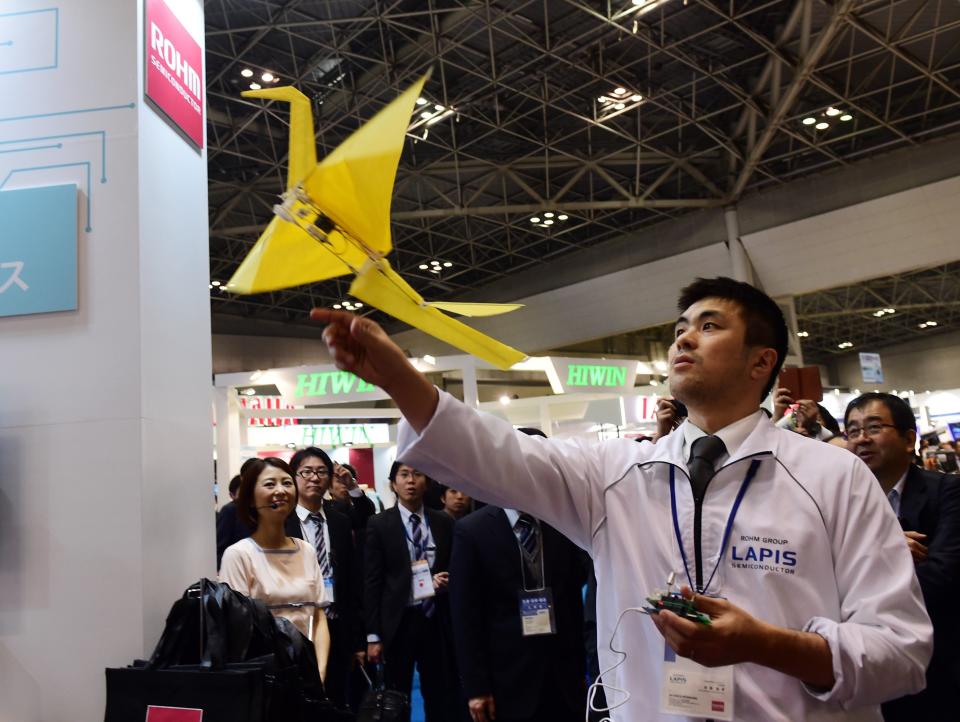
top-left (311, 308), bottom-right (438, 431)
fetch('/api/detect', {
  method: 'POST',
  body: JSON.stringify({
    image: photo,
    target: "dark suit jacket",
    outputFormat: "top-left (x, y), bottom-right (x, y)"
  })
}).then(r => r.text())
top-left (449, 506), bottom-right (587, 717)
top-left (331, 493), bottom-right (377, 532)
top-left (364, 506), bottom-right (453, 648)
top-left (284, 503), bottom-right (364, 652)
top-left (884, 465), bottom-right (960, 719)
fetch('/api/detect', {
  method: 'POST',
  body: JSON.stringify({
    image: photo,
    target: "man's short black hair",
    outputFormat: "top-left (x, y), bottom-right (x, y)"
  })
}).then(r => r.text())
top-left (677, 277), bottom-right (789, 400)
top-left (289, 446), bottom-right (334, 478)
top-left (844, 392), bottom-right (917, 436)
top-left (228, 474), bottom-right (242, 496)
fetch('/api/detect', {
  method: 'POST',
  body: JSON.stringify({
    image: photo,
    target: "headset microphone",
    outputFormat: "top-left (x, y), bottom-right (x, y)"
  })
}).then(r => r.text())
top-left (255, 502), bottom-right (281, 510)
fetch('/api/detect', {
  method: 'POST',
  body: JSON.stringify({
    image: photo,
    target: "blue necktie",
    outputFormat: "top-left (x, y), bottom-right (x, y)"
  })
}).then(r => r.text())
top-left (410, 513), bottom-right (435, 618)
top-left (514, 514), bottom-right (539, 558)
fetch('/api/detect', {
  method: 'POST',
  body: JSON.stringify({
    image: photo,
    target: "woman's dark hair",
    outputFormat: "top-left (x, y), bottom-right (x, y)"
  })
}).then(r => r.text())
top-left (677, 277), bottom-right (789, 401)
top-left (289, 446), bottom-right (334, 478)
top-left (816, 404), bottom-right (841, 436)
top-left (843, 392), bottom-right (917, 436)
top-left (236, 457), bottom-right (296, 528)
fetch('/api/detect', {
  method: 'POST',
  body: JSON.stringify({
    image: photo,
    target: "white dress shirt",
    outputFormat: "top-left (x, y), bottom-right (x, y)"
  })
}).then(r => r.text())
top-left (296, 504), bottom-right (332, 578)
top-left (887, 471), bottom-right (908, 517)
top-left (397, 503), bottom-right (436, 569)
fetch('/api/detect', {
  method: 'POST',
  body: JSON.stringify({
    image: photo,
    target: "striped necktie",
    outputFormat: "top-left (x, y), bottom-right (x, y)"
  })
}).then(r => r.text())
top-left (309, 512), bottom-right (332, 578)
top-left (514, 514), bottom-right (540, 558)
top-left (410, 513), bottom-right (435, 618)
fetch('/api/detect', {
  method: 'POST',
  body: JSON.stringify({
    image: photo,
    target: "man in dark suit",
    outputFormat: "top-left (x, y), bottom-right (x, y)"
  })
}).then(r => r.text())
top-left (288, 447), bottom-right (364, 710)
top-left (365, 461), bottom-right (454, 721)
top-left (449, 502), bottom-right (588, 722)
top-left (846, 393), bottom-right (960, 719)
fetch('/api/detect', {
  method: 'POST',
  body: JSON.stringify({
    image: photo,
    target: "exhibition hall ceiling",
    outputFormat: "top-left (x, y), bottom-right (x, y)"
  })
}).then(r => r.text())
top-left (205, 0), bottom-right (960, 356)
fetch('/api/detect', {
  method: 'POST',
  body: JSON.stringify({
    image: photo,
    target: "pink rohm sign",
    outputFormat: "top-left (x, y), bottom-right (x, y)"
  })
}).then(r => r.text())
top-left (145, 0), bottom-right (204, 149)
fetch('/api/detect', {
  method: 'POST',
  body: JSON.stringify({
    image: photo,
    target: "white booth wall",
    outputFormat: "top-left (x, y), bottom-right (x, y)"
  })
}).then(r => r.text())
top-left (0, 2), bottom-right (213, 721)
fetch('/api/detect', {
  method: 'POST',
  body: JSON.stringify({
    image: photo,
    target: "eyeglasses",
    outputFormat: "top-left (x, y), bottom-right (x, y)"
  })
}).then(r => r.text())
top-left (845, 423), bottom-right (899, 440)
top-left (297, 467), bottom-right (330, 479)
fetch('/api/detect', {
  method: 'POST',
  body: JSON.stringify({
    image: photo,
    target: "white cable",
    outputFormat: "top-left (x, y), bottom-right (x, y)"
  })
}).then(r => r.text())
top-left (585, 605), bottom-right (651, 722)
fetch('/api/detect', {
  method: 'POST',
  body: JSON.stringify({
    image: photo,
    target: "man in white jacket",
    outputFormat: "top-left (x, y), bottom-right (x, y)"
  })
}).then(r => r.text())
top-left (311, 276), bottom-right (931, 721)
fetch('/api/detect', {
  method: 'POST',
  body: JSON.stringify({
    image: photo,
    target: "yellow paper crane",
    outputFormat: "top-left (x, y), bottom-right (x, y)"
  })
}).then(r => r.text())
top-left (226, 74), bottom-right (527, 370)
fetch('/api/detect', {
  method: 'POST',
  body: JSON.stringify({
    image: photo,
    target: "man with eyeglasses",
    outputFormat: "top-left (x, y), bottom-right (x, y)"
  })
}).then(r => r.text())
top-left (845, 392), bottom-right (960, 719)
top-left (288, 446), bottom-right (363, 711)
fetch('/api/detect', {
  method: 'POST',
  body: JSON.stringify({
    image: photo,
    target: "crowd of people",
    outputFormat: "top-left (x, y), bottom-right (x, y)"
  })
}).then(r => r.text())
top-left (213, 276), bottom-right (958, 722)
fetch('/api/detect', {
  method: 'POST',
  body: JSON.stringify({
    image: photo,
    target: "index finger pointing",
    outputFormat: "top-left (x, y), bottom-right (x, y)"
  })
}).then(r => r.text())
top-left (310, 307), bottom-right (357, 325)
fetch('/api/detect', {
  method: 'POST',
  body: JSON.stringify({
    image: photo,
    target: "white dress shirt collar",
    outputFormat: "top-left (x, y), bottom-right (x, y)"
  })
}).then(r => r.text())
top-left (296, 503), bottom-right (325, 523)
top-left (681, 410), bottom-right (766, 466)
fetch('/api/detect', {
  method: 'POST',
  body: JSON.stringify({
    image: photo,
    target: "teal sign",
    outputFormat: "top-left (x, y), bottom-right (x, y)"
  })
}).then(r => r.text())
top-left (0, 184), bottom-right (77, 317)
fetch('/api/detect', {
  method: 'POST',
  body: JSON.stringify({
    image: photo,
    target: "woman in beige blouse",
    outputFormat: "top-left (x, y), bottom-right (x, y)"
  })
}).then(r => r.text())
top-left (219, 457), bottom-right (331, 679)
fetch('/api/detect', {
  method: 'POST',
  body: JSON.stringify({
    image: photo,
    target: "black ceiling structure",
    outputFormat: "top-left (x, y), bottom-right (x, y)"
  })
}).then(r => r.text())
top-left (205, 0), bottom-right (960, 351)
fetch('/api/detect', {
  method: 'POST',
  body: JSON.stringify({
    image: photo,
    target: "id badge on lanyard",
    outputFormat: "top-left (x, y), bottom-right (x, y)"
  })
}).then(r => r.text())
top-left (322, 576), bottom-right (335, 606)
top-left (519, 588), bottom-right (556, 636)
top-left (659, 459), bottom-right (761, 720)
top-left (411, 559), bottom-right (435, 600)
top-left (660, 644), bottom-right (734, 720)
top-left (514, 519), bottom-right (555, 636)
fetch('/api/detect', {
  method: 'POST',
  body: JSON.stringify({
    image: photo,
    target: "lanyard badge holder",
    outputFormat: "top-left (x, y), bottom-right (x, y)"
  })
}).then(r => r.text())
top-left (403, 517), bottom-right (437, 601)
top-left (652, 459), bottom-right (761, 721)
top-left (516, 521), bottom-right (555, 637)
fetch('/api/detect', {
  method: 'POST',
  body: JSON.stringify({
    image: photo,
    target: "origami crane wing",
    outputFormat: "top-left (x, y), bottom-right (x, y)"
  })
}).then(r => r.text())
top-left (227, 77), bottom-right (427, 293)
top-left (225, 75), bottom-right (529, 369)
top-left (350, 259), bottom-right (526, 370)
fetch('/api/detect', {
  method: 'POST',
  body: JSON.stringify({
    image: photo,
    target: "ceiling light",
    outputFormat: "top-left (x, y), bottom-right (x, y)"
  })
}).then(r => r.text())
top-left (630, 94), bottom-right (643, 102)
top-left (885, 308), bottom-right (895, 313)
top-left (499, 395), bottom-right (511, 406)
top-left (262, 72), bottom-right (274, 82)
top-left (815, 121), bottom-right (829, 130)
top-left (249, 82), bottom-right (261, 90)
top-left (420, 111), bottom-right (433, 119)
top-left (422, 354), bottom-right (436, 365)
top-left (431, 260), bottom-right (441, 266)
top-left (840, 114), bottom-right (853, 122)
top-left (333, 303), bottom-right (342, 309)
top-left (558, 214), bottom-right (568, 220)
top-left (530, 217), bottom-right (540, 223)
top-left (613, 87), bottom-right (627, 95)
top-left (927, 320), bottom-right (938, 326)
top-left (208, 284), bottom-right (213, 289)
top-left (597, 96), bottom-right (609, 104)
top-left (241, 69), bottom-right (253, 78)
top-left (419, 264), bottom-right (428, 270)
top-left (543, 219), bottom-right (554, 225)
top-left (802, 117), bottom-right (816, 125)
top-left (797, 331), bottom-right (809, 338)
top-left (544, 212), bottom-right (554, 218)
top-left (443, 261), bottom-right (453, 267)
top-left (242, 388), bottom-right (256, 396)
top-left (649, 379), bottom-right (659, 386)
top-left (211, 280), bottom-right (221, 287)
top-left (430, 268), bottom-right (440, 274)
top-left (825, 107), bottom-right (841, 117)
top-left (434, 104), bottom-right (444, 111)
top-left (416, 97), bottom-right (428, 106)
top-left (653, 360), bottom-right (668, 372)
top-left (614, 102), bottom-right (626, 110)
top-left (355, 303), bottom-right (363, 308)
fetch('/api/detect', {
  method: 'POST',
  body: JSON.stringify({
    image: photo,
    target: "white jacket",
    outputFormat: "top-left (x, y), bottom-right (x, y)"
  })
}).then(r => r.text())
top-left (397, 391), bottom-right (932, 721)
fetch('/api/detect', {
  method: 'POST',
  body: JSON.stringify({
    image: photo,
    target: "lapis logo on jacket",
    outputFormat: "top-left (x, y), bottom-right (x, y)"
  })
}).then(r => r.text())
top-left (730, 535), bottom-right (798, 575)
